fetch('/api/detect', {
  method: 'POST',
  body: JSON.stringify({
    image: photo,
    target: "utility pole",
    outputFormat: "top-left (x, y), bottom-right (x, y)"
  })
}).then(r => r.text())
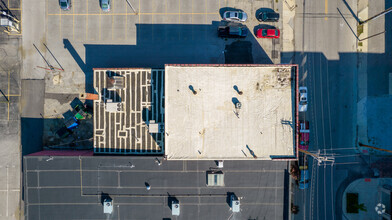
top-left (298, 148), bottom-right (335, 166)
top-left (359, 7), bottom-right (392, 25)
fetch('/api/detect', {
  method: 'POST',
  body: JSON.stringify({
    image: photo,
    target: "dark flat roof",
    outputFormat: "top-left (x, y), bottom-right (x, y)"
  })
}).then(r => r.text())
top-left (24, 156), bottom-right (289, 220)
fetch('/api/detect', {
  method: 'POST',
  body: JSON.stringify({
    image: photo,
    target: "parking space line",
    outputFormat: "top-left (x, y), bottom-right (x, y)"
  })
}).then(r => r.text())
top-left (29, 185), bottom-right (283, 189)
top-left (73, 1), bottom-right (75, 40)
top-left (205, 0), bottom-right (207, 22)
top-left (99, 5), bottom-right (101, 40)
top-left (7, 71), bottom-right (10, 120)
top-left (191, 0), bottom-right (193, 24)
top-left (28, 169), bottom-right (284, 173)
top-left (59, 4), bottom-right (62, 37)
top-left (112, 12), bottom-right (114, 40)
top-left (178, 0), bottom-right (180, 22)
top-left (325, 0), bottom-right (328, 20)
top-left (125, 0), bottom-right (127, 40)
top-left (86, 0), bottom-right (88, 40)
top-left (48, 12), bottom-right (218, 16)
top-left (139, 0), bottom-right (140, 23)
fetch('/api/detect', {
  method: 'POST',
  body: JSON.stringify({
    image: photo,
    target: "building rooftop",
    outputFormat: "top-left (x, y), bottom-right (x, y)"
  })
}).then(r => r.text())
top-left (23, 155), bottom-right (289, 220)
top-left (93, 68), bottom-right (164, 154)
top-left (165, 65), bottom-right (296, 160)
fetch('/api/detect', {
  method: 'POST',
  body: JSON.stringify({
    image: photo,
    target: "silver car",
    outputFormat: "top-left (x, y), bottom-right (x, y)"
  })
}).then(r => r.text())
top-left (100, 0), bottom-right (111, 12)
top-left (59, 0), bottom-right (71, 10)
top-left (299, 86), bottom-right (308, 112)
top-left (223, 11), bottom-right (247, 22)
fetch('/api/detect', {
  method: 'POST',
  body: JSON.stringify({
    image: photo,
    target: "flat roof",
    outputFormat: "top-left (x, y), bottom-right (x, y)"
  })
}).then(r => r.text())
top-left (93, 68), bottom-right (165, 154)
top-left (165, 65), bottom-right (296, 160)
top-left (24, 156), bottom-right (288, 220)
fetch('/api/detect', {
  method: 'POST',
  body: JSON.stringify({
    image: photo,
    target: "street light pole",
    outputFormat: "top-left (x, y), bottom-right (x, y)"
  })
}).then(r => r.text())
top-left (359, 7), bottom-right (392, 25)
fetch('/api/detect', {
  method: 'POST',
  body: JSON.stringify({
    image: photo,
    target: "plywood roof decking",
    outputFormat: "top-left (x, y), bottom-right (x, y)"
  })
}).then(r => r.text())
top-left (164, 65), bottom-right (296, 160)
top-left (93, 69), bottom-right (164, 154)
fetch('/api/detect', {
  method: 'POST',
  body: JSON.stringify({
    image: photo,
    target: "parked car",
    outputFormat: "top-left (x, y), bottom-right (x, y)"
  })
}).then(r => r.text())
top-left (300, 121), bottom-right (309, 133)
top-left (299, 169), bottom-right (310, 189)
top-left (299, 86), bottom-right (308, 112)
top-left (100, 0), bottom-right (111, 12)
top-left (299, 131), bottom-right (309, 150)
top-left (218, 23), bottom-right (248, 38)
top-left (257, 11), bottom-right (280, 22)
top-left (256, 28), bottom-right (280, 38)
top-left (59, 0), bottom-right (71, 10)
top-left (223, 11), bottom-right (248, 22)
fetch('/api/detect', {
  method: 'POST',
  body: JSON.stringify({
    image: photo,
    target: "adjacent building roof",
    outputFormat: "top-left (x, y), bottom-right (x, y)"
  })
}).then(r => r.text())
top-left (93, 68), bottom-right (165, 154)
top-left (164, 65), bottom-right (296, 160)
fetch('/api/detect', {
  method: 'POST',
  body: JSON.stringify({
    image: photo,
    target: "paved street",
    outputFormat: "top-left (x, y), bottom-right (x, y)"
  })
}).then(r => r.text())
top-left (291, 0), bottom-right (392, 219)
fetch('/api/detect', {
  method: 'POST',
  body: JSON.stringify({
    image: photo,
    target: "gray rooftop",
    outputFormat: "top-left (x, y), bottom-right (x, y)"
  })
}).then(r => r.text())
top-left (23, 156), bottom-right (289, 220)
top-left (93, 68), bottom-right (164, 154)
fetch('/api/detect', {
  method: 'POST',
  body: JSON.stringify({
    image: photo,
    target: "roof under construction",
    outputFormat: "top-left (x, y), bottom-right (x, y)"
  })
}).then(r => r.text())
top-left (93, 68), bottom-right (164, 154)
top-left (164, 64), bottom-right (297, 160)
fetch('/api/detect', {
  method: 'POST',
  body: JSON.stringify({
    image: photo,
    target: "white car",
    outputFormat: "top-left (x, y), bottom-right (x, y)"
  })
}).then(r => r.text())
top-left (299, 87), bottom-right (308, 112)
top-left (223, 11), bottom-right (248, 22)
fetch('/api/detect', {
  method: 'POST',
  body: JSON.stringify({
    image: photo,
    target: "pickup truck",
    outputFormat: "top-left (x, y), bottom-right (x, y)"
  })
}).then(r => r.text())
top-left (218, 23), bottom-right (248, 38)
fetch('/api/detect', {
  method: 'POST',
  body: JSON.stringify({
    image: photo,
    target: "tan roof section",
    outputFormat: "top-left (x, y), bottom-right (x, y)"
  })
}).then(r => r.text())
top-left (164, 65), bottom-right (295, 160)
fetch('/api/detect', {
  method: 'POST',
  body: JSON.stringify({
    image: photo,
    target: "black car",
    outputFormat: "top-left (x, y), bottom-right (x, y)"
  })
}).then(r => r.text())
top-left (218, 23), bottom-right (248, 38)
top-left (257, 11), bottom-right (280, 22)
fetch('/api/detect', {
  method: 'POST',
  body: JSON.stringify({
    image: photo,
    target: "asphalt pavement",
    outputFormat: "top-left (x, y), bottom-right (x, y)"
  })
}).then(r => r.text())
top-left (291, 0), bottom-right (362, 219)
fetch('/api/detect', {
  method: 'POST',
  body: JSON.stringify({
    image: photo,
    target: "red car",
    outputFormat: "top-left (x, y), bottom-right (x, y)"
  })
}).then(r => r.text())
top-left (299, 132), bottom-right (309, 150)
top-left (299, 121), bottom-right (309, 150)
top-left (256, 28), bottom-right (280, 38)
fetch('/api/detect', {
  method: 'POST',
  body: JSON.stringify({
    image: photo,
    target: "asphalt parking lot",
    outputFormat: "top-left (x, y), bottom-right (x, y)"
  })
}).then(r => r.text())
top-left (0, 0), bottom-right (22, 219)
top-left (41, 0), bottom-right (281, 95)
top-left (24, 156), bottom-right (289, 220)
top-left (18, 0), bottom-right (283, 150)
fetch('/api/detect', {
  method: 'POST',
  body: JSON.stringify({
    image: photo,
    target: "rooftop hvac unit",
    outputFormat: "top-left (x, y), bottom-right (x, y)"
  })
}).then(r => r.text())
top-left (148, 120), bottom-right (164, 134)
top-left (105, 100), bottom-right (123, 112)
top-left (107, 76), bottom-right (125, 90)
top-left (230, 195), bottom-right (240, 212)
top-left (103, 199), bottom-right (113, 214)
top-left (171, 201), bottom-right (180, 216)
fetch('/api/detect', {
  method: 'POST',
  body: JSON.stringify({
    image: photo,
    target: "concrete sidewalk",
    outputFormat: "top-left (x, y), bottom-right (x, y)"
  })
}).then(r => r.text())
top-left (342, 178), bottom-right (392, 220)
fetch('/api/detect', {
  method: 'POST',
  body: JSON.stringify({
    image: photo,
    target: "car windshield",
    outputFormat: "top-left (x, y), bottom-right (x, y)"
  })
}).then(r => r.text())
top-left (262, 29), bottom-right (268, 36)
top-left (102, 3), bottom-right (108, 8)
top-left (300, 89), bottom-right (306, 93)
top-left (238, 13), bottom-right (243, 19)
top-left (300, 140), bottom-right (309, 145)
top-left (225, 13), bottom-right (230, 18)
top-left (60, 2), bottom-right (67, 6)
top-left (275, 30), bottom-right (279, 35)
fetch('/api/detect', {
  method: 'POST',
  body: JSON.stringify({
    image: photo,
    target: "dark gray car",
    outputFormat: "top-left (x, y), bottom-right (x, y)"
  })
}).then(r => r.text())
top-left (59, 0), bottom-right (71, 11)
top-left (257, 11), bottom-right (279, 22)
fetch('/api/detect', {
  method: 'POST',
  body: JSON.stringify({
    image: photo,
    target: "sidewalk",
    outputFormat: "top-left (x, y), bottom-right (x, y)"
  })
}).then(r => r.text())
top-left (342, 178), bottom-right (392, 219)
